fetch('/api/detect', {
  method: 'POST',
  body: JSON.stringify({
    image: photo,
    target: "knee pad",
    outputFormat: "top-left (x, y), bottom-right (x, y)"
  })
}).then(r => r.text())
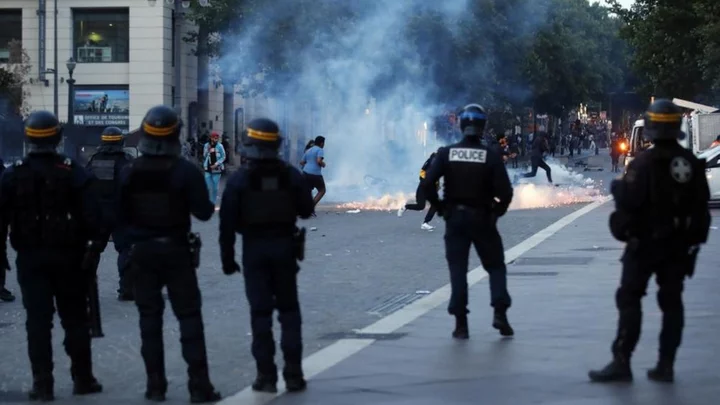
top-left (657, 289), bottom-right (683, 313)
top-left (615, 287), bottom-right (642, 309)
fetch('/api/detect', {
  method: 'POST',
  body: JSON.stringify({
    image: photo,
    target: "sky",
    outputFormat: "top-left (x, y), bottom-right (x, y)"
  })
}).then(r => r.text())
top-left (610, 0), bottom-right (635, 7)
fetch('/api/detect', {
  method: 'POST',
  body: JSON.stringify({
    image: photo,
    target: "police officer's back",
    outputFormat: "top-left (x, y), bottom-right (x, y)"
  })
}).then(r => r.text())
top-left (424, 104), bottom-right (515, 339)
top-left (117, 105), bottom-right (220, 402)
top-left (219, 118), bottom-right (313, 393)
top-left (0, 111), bottom-right (104, 400)
top-left (86, 126), bottom-right (136, 300)
top-left (589, 99), bottom-right (711, 383)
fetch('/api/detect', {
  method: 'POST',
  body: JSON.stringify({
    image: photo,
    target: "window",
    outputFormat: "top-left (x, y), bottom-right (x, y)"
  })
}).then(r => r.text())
top-left (73, 8), bottom-right (129, 63)
top-left (0, 10), bottom-right (22, 63)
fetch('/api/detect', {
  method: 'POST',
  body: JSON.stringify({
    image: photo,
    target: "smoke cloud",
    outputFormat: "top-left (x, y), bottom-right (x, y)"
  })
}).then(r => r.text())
top-left (216, 0), bottom-right (593, 205)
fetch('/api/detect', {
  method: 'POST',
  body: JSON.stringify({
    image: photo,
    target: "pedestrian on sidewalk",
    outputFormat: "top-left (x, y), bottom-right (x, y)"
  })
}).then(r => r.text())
top-left (589, 99), bottom-right (711, 384)
top-left (424, 103), bottom-right (515, 339)
top-left (219, 118), bottom-right (314, 394)
top-left (398, 150), bottom-right (438, 230)
top-left (300, 136), bottom-right (327, 215)
top-left (203, 132), bottom-right (226, 206)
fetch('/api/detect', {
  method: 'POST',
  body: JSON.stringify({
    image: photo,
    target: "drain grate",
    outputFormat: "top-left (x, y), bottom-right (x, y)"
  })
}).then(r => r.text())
top-left (574, 246), bottom-right (621, 252)
top-left (367, 293), bottom-right (425, 316)
top-left (319, 332), bottom-right (408, 340)
top-left (511, 257), bottom-right (592, 266)
top-left (508, 271), bottom-right (559, 277)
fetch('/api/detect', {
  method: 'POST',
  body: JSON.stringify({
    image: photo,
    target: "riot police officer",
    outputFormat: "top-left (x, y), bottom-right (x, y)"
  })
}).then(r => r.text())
top-left (116, 105), bottom-right (221, 402)
top-left (589, 99), bottom-right (711, 384)
top-left (86, 126), bottom-right (135, 301)
top-left (219, 118), bottom-right (314, 393)
top-left (0, 110), bottom-right (104, 400)
top-left (424, 104), bottom-right (515, 339)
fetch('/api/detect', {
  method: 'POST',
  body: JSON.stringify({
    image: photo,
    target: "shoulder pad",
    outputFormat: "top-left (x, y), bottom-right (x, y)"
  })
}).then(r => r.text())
top-left (63, 157), bottom-right (72, 167)
top-left (14, 159), bottom-right (23, 167)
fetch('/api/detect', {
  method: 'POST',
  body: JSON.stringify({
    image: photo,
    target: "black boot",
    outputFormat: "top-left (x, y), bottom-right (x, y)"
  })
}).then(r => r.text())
top-left (492, 309), bottom-right (514, 337)
top-left (647, 358), bottom-right (674, 383)
top-left (0, 287), bottom-right (15, 302)
top-left (452, 315), bottom-right (469, 339)
top-left (188, 371), bottom-right (221, 403)
top-left (252, 364), bottom-right (278, 393)
top-left (117, 290), bottom-right (134, 302)
top-left (588, 356), bottom-right (633, 383)
top-left (72, 375), bottom-right (102, 395)
top-left (144, 373), bottom-right (167, 402)
top-left (283, 364), bottom-right (307, 393)
top-left (28, 373), bottom-right (54, 401)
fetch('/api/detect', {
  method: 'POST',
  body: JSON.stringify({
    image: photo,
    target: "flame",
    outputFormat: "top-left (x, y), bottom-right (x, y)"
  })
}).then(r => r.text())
top-left (336, 192), bottom-right (412, 211)
top-left (619, 142), bottom-right (627, 152)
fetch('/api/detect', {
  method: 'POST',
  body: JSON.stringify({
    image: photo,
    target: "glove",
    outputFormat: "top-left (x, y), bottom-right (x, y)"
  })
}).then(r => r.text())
top-left (686, 245), bottom-right (700, 278)
top-left (222, 260), bottom-right (241, 275)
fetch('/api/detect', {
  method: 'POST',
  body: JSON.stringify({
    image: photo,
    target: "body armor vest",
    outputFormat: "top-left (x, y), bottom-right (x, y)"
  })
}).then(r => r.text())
top-left (646, 148), bottom-right (707, 243)
top-left (10, 156), bottom-right (81, 249)
top-left (88, 153), bottom-right (124, 203)
top-left (239, 162), bottom-right (296, 231)
top-left (125, 157), bottom-right (189, 234)
top-left (443, 143), bottom-right (491, 208)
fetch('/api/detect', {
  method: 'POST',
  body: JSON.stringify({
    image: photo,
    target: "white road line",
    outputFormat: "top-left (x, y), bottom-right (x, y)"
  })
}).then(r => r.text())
top-left (218, 197), bottom-right (610, 405)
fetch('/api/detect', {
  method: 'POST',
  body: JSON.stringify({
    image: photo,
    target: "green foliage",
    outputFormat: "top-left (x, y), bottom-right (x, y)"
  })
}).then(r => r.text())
top-left (185, 0), bottom-right (629, 116)
top-left (608, 0), bottom-right (719, 101)
top-left (0, 40), bottom-right (32, 116)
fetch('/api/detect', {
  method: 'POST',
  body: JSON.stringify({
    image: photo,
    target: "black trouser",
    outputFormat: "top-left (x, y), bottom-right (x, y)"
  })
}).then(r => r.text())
top-left (116, 244), bottom-right (132, 294)
top-left (16, 249), bottom-right (93, 380)
top-left (405, 182), bottom-right (436, 223)
top-left (0, 265), bottom-right (6, 289)
top-left (131, 240), bottom-right (211, 386)
top-left (523, 156), bottom-right (553, 183)
top-left (242, 236), bottom-right (302, 377)
top-left (444, 207), bottom-right (512, 315)
top-left (612, 250), bottom-right (688, 363)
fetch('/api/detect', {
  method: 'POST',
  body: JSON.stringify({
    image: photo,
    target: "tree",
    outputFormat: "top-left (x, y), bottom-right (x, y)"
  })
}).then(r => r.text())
top-left (0, 40), bottom-right (32, 117)
top-left (608, 0), bottom-right (710, 100)
top-left (694, 0), bottom-right (720, 95)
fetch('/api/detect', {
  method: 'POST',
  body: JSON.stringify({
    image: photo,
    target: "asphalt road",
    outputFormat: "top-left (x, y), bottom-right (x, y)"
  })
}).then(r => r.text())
top-left (0, 153), bottom-right (613, 404)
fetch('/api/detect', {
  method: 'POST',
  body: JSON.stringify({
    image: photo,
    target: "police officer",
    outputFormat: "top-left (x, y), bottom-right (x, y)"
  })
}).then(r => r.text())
top-left (589, 99), bottom-right (711, 383)
top-left (0, 111), bottom-right (104, 400)
top-left (117, 105), bottom-right (220, 402)
top-left (424, 104), bottom-right (514, 339)
top-left (219, 118), bottom-right (313, 393)
top-left (0, 157), bottom-right (15, 303)
top-left (86, 126), bottom-right (135, 301)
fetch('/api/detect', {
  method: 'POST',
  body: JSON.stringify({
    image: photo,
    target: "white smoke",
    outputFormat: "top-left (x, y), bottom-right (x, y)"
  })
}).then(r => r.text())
top-left (216, 0), bottom-right (555, 204)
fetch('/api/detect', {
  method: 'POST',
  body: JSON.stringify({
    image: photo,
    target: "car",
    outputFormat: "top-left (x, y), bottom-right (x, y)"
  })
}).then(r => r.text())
top-left (700, 145), bottom-right (720, 200)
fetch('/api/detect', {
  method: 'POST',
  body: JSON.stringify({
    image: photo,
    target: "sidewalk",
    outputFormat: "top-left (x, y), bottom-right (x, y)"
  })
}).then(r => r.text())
top-left (231, 201), bottom-right (720, 405)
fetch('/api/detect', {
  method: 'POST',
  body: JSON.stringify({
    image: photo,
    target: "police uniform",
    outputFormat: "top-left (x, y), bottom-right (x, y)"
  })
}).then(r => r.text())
top-left (0, 111), bottom-right (104, 400)
top-left (219, 118), bottom-right (314, 393)
top-left (116, 106), bottom-right (220, 402)
top-left (85, 126), bottom-right (135, 300)
top-left (425, 104), bottom-right (514, 339)
top-left (398, 152), bottom-right (438, 227)
top-left (589, 99), bottom-right (711, 383)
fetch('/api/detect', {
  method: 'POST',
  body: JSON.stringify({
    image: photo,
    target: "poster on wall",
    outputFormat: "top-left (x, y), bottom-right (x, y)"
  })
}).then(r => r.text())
top-left (73, 86), bottom-right (130, 129)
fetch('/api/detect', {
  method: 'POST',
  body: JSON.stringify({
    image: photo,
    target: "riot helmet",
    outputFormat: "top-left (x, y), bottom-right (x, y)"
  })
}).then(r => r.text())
top-left (24, 110), bottom-right (62, 154)
top-left (644, 99), bottom-right (683, 141)
top-left (137, 105), bottom-right (182, 156)
top-left (242, 118), bottom-right (282, 160)
top-left (99, 126), bottom-right (125, 152)
top-left (459, 104), bottom-right (488, 137)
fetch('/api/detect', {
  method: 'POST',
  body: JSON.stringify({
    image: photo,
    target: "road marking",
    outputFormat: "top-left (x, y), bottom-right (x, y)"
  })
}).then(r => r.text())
top-left (218, 197), bottom-right (611, 405)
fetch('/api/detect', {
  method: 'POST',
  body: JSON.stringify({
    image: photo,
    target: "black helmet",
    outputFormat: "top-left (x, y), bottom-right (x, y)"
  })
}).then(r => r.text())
top-left (138, 105), bottom-right (182, 156)
top-left (24, 110), bottom-right (62, 153)
top-left (242, 118), bottom-right (282, 160)
top-left (459, 104), bottom-right (488, 136)
top-left (644, 99), bottom-right (683, 141)
top-left (100, 126), bottom-right (125, 146)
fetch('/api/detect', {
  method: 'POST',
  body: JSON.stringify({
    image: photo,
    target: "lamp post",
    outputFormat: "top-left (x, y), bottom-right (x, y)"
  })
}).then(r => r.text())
top-left (66, 57), bottom-right (77, 125)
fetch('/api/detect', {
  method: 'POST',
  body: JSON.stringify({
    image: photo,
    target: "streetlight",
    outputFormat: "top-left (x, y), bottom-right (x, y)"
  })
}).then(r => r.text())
top-left (66, 57), bottom-right (77, 125)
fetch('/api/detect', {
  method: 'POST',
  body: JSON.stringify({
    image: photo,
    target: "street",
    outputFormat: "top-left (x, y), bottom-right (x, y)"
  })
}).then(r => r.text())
top-left (0, 152), bottom-right (626, 404)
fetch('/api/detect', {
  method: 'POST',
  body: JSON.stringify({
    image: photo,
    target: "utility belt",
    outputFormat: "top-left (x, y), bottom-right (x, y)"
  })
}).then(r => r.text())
top-left (448, 204), bottom-right (491, 215)
top-left (132, 232), bottom-right (202, 268)
top-left (241, 225), bottom-right (306, 261)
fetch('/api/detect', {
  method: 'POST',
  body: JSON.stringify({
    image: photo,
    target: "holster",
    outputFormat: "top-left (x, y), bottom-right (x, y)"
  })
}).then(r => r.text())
top-left (293, 227), bottom-right (306, 262)
top-left (188, 232), bottom-right (202, 269)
